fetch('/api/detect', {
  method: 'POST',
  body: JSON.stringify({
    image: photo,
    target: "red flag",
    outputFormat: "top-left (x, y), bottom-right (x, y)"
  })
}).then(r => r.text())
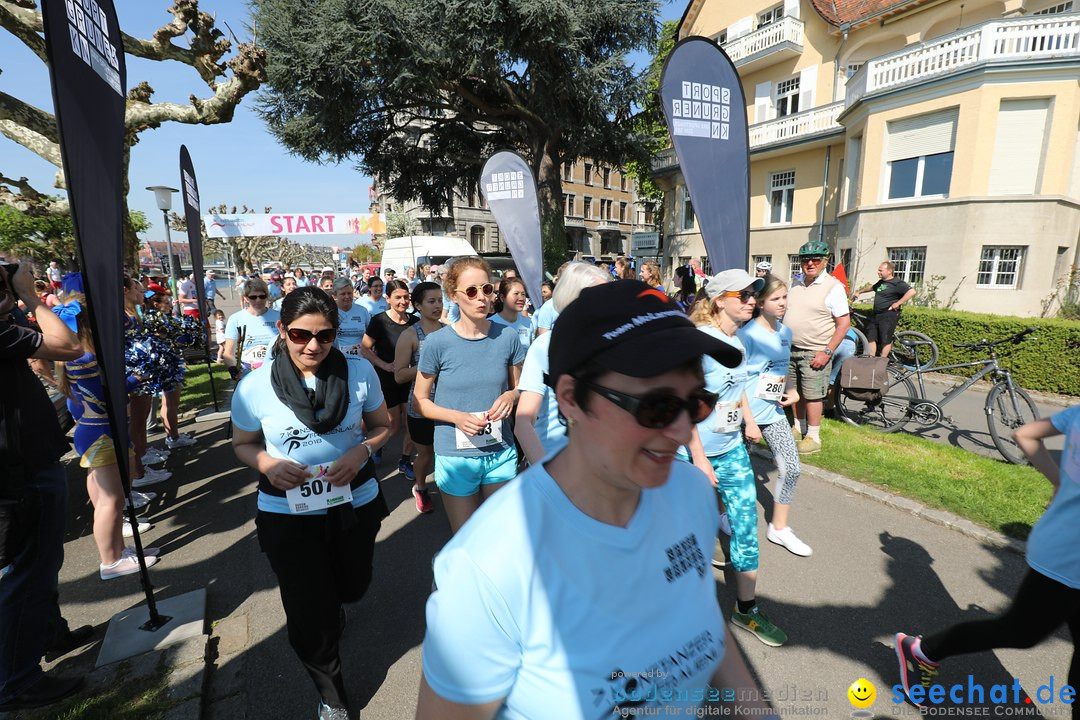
top-left (832, 263), bottom-right (849, 293)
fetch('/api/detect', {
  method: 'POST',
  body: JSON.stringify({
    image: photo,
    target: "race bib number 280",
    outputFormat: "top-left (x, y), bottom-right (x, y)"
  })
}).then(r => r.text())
top-left (285, 464), bottom-right (351, 514)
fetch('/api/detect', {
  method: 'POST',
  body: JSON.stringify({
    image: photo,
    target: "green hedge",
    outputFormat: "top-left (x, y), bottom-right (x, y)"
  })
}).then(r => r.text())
top-left (855, 306), bottom-right (1080, 397)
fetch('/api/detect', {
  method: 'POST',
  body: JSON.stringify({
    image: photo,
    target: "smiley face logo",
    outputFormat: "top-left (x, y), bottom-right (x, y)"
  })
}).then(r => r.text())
top-left (848, 678), bottom-right (876, 709)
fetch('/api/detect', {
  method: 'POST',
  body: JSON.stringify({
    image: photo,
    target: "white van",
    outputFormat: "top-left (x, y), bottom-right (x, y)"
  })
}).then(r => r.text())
top-left (379, 236), bottom-right (479, 280)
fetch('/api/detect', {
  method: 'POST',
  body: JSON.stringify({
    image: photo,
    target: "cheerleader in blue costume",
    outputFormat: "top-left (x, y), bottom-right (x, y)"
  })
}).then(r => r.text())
top-left (139, 290), bottom-right (199, 450)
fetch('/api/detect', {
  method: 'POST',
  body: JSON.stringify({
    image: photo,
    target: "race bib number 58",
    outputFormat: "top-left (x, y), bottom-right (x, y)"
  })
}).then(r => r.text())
top-left (712, 401), bottom-right (743, 434)
top-left (285, 464), bottom-right (351, 514)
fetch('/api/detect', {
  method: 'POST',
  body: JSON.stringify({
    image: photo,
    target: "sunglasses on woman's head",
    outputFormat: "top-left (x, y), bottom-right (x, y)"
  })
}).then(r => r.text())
top-left (456, 283), bottom-right (495, 299)
top-left (577, 379), bottom-right (718, 429)
top-left (247, 294), bottom-right (268, 300)
top-left (285, 327), bottom-right (337, 345)
top-left (721, 290), bottom-right (756, 303)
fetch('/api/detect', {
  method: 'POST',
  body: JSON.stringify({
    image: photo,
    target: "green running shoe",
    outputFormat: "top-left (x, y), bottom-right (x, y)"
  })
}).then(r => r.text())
top-left (731, 604), bottom-right (788, 647)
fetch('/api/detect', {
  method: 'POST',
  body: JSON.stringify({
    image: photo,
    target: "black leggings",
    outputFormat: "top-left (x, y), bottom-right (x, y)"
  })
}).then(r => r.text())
top-left (921, 568), bottom-right (1080, 690)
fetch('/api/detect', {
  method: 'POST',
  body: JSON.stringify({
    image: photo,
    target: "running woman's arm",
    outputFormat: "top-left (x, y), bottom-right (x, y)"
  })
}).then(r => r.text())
top-left (360, 333), bottom-right (391, 371)
top-left (232, 427), bottom-right (308, 490)
top-left (393, 327), bottom-right (418, 385)
top-left (415, 676), bottom-right (501, 720)
top-left (323, 402), bottom-right (391, 486)
top-left (486, 363), bottom-right (522, 422)
top-left (1013, 418), bottom-right (1062, 495)
top-left (514, 391), bottom-right (546, 465)
top-left (414, 370), bottom-right (488, 435)
top-left (780, 378), bottom-right (800, 407)
top-left (221, 338), bottom-right (239, 377)
top-left (741, 391), bottom-right (761, 443)
top-left (686, 427), bottom-right (718, 487)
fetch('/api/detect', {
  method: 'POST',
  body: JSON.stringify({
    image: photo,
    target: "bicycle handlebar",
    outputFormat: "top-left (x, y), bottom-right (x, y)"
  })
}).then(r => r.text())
top-left (953, 327), bottom-right (1036, 350)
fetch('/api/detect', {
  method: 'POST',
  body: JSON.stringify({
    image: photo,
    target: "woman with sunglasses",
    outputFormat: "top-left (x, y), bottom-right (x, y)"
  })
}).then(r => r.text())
top-left (223, 278), bottom-right (280, 380)
top-left (515, 263), bottom-right (610, 465)
top-left (414, 257), bottom-right (525, 533)
top-left (684, 269), bottom-right (788, 648)
top-left (231, 286), bottom-right (390, 720)
top-left (362, 279), bottom-right (417, 478)
top-left (418, 280), bottom-right (776, 719)
top-left (394, 282), bottom-right (444, 514)
top-left (489, 277), bottom-right (531, 350)
top-left (737, 275), bottom-right (810, 557)
top-left (329, 277), bottom-right (371, 359)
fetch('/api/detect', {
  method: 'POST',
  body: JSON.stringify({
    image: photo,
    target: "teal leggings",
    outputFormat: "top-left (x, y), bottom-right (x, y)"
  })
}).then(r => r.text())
top-left (710, 443), bottom-right (759, 572)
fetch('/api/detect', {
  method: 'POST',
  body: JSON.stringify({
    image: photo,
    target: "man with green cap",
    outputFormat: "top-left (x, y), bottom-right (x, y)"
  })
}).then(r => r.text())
top-left (783, 240), bottom-right (850, 454)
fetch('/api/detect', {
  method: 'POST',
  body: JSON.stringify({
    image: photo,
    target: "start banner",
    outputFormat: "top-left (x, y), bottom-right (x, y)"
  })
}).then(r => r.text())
top-left (204, 212), bottom-right (386, 238)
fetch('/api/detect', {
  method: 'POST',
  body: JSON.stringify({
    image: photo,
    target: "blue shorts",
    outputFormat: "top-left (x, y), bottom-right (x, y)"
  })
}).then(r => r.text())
top-left (434, 445), bottom-right (518, 497)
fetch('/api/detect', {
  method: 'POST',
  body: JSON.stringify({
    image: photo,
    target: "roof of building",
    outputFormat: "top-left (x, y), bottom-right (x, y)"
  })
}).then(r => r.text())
top-left (679, 0), bottom-right (933, 37)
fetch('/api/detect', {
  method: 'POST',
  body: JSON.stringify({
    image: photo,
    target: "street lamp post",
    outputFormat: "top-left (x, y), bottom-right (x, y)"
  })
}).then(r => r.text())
top-left (147, 185), bottom-right (180, 315)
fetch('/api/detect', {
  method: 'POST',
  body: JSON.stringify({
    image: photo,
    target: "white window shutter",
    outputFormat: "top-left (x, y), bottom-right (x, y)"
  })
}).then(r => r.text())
top-left (784, 0), bottom-right (801, 19)
top-left (755, 81), bottom-right (772, 123)
top-left (730, 16), bottom-right (754, 39)
top-left (886, 109), bottom-right (959, 162)
top-left (988, 99), bottom-right (1050, 196)
top-left (799, 65), bottom-right (817, 111)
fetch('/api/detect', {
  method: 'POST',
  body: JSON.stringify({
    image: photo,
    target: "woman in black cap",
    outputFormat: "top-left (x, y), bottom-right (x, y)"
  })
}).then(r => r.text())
top-left (416, 281), bottom-right (776, 719)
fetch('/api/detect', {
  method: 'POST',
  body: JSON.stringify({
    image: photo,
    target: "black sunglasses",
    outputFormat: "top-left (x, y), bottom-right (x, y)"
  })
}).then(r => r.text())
top-left (456, 283), bottom-right (495, 300)
top-left (578, 379), bottom-right (718, 429)
top-left (247, 294), bottom-right (268, 300)
top-left (285, 327), bottom-right (337, 345)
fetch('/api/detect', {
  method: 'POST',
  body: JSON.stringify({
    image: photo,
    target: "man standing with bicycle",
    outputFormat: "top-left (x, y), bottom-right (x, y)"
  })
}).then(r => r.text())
top-left (785, 241), bottom-right (851, 455)
top-left (853, 261), bottom-right (916, 359)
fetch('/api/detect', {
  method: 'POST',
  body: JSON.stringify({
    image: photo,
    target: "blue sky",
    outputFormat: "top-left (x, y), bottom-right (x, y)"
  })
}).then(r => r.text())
top-left (1, 0), bottom-right (683, 249)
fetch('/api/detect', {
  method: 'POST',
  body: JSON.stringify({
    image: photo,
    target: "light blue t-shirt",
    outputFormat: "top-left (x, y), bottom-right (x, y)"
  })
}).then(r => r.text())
top-left (267, 283), bottom-right (282, 300)
top-left (490, 312), bottom-right (532, 350)
top-left (444, 292), bottom-right (461, 323)
top-left (225, 308), bottom-right (281, 372)
top-left (230, 355), bottom-right (384, 515)
top-left (517, 332), bottom-right (565, 460)
top-left (737, 319), bottom-right (792, 428)
top-left (529, 301), bottom-right (559, 340)
top-left (678, 326), bottom-right (746, 459)
top-left (418, 322), bottom-right (525, 457)
top-left (336, 302), bottom-right (372, 358)
top-left (359, 295), bottom-right (388, 317)
top-left (1026, 405), bottom-right (1080, 588)
top-left (423, 461), bottom-right (725, 718)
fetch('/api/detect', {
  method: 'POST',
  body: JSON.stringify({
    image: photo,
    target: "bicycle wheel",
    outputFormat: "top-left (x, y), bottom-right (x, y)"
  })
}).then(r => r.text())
top-left (985, 383), bottom-right (1040, 465)
top-left (837, 365), bottom-right (915, 433)
top-left (849, 327), bottom-right (870, 357)
top-left (891, 331), bottom-right (938, 371)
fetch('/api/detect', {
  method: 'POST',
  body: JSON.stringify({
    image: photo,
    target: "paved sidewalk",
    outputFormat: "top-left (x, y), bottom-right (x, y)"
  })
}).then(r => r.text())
top-left (6, 414), bottom-right (1071, 719)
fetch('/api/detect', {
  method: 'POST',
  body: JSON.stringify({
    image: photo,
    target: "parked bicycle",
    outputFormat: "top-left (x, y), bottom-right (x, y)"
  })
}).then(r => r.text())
top-left (836, 327), bottom-right (1039, 464)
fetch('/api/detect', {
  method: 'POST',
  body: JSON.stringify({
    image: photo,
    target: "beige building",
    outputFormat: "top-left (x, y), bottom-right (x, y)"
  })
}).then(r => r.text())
top-left (653, 0), bottom-right (1080, 316)
top-left (373, 162), bottom-right (657, 261)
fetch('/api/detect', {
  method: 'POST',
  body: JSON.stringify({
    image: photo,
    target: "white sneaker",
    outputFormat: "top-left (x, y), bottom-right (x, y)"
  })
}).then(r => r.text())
top-left (132, 468), bottom-right (171, 488)
top-left (124, 490), bottom-right (157, 509)
top-left (767, 524), bottom-right (813, 557)
top-left (141, 450), bottom-right (167, 465)
top-left (100, 554), bottom-right (158, 580)
top-left (123, 545), bottom-right (160, 558)
top-left (719, 512), bottom-right (731, 536)
top-left (165, 434), bottom-right (196, 449)
top-left (149, 446), bottom-right (171, 459)
top-left (122, 519), bottom-right (153, 538)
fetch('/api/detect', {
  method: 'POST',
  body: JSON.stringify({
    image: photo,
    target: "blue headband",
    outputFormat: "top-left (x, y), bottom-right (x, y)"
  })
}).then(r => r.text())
top-left (52, 300), bottom-right (83, 333)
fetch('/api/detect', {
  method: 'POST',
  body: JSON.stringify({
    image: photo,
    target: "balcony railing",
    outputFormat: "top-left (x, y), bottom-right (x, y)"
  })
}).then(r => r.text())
top-left (846, 14), bottom-right (1080, 106)
top-left (723, 15), bottom-right (804, 67)
top-left (650, 147), bottom-right (679, 175)
top-left (749, 101), bottom-right (844, 148)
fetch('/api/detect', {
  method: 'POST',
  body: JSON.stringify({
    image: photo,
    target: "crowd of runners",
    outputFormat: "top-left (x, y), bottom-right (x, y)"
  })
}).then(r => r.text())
top-left (0, 247), bottom-right (1075, 719)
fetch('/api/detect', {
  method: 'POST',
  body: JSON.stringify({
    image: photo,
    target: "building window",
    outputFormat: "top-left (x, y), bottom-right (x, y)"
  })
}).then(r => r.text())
top-left (644, 202), bottom-right (655, 226)
top-left (977, 246), bottom-right (1025, 288)
top-left (888, 152), bottom-right (953, 200)
top-left (564, 194), bottom-right (575, 216)
top-left (620, 173), bottom-right (627, 192)
top-left (768, 170), bottom-right (795, 225)
top-left (563, 163), bottom-right (573, 181)
top-left (788, 255), bottom-right (802, 283)
top-left (887, 247), bottom-right (927, 285)
top-left (714, 30), bottom-right (728, 46)
top-left (752, 254), bottom-right (772, 271)
top-left (583, 196), bottom-right (592, 219)
top-left (619, 202), bottom-right (627, 222)
top-left (584, 163), bottom-right (593, 185)
top-left (758, 4), bottom-right (784, 28)
top-left (602, 167), bottom-right (611, 188)
top-left (845, 63), bottom-right (863, 79)
top-left (1034, 1), bottom-right (1073, 13)
top-left (885, 109), bottom-right (957, 201)
top-left (470, 225), bottom-right (485, 252)
top-left (599, 198), bottom-right (610, 220)
top-left (775, 77), bottom-right (800, 118)
top-left (681, 187), bottom-right (695, 230)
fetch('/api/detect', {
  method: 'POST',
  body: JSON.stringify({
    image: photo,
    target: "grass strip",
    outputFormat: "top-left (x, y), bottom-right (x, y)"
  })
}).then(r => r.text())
top-left (178, 361), bottom-right (231, 415)
top-left (25, 664), bottom-right (180, 720)
top-left (800, 419), bottom-right (1051, 540)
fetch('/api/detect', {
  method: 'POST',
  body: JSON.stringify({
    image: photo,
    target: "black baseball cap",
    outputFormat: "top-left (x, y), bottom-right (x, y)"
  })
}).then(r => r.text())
top-left (546, 280), bottom-right (741, 388)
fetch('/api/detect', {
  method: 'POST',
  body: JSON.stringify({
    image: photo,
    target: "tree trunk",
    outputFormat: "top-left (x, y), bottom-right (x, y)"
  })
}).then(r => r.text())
top-left (532, 138), bottom-right (568, 276)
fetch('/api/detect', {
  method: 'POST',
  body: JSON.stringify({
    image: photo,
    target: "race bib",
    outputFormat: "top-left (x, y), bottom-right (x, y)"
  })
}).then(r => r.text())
top-left (754, 374), bottom-right (785, 403)
top-left (342, 343), bottom-right (364, 358)
top-left (241, 344), bottom-right (269, 371)
top-left (285, 464), bottom-right (352, 514)
top-left (455, 412), bottom-right (505, 450)
top-left (712, 401), bottom-right (743, 434)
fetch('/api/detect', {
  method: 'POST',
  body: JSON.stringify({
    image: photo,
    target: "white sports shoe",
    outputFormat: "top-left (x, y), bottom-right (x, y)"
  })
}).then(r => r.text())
top-left (100, 554), bottom-right (158, 580)
top-left (165, 434), bottom-right (196, 449)
top-left (122, 545), bottom-right (160, 558)
top-left (122, 519), bottom-right (153, 538)
top-left (767, 524), bottom-right (813, 557)
top-left (132, 468), bottom-right (171, 488)
top-left (141, 450), bottom-right (167, 465)
top-left (124, 490), bottom-right (157, 509)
